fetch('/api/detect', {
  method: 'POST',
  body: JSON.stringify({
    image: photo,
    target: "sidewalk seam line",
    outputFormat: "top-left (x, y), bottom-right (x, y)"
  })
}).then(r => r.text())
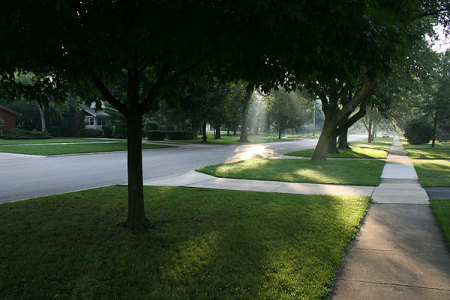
top-left (336, 279), bottom-right (450, 292)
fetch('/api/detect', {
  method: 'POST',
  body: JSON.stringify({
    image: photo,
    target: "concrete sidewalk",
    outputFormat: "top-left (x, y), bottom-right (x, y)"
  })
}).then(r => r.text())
top-left (143, 171), bottom-right (375, 196)
top-left (332, 136), bottom-right (450, 299)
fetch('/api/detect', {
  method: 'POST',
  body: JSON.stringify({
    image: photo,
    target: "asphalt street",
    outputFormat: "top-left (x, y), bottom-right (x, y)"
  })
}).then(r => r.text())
top-left (0, 136), bottom-right (365, 204)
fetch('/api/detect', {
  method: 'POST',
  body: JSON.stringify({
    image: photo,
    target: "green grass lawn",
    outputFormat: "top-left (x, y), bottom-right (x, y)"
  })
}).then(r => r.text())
top-left (0, 142), bottom-right (173, 155)
top-left (197, 158), bottom-right (385, 186)
top-left (285, 138), bottom-right (392, 159)
top-left (430, 199), bottom-right (450, 247)
top-left (0, 138), bottom-right (120, 145)
top-left (0, 186), bottom-right (369, 299)
top-left (413, 160), bottom-right (450, 187)
top-left (171, 132), bottom-right (301, 145)
top-left (404, 141), bottom-right (450, 159)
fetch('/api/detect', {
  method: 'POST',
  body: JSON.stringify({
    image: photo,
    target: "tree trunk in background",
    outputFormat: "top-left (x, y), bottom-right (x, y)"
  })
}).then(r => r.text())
top-left (215, 123), bottom-right (221, 139)
top-left (278, 129), bottom-right (282, 139)
top-left (227, 128), bottom-right (230, 136)
top-left (124, 105), bottom-right (148, 229)
top-left (371, 124), bottom-right (376, 142)
top-left (36, 101), bottom-right (46, 132)
top-left (239, 85), bottom-right (253, 142)
top-left (202, 121), bottom-right (207, 142)
top-left (432, 116), bottom-right (437, 147)
top-left (367, 113), bottom-right (373, 143)
top-left (338, 128), bottom-right (350, 150)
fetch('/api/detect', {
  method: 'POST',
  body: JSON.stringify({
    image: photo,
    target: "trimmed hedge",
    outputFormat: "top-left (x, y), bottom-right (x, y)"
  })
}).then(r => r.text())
top-left (2, 129), bottom-right (52, 140)
top-left (167, 131), bottom-right (196, 140)
top-left (147, 131), bottom-right (166, 141)
top-left (404, 118), bottom-right (433, 145)
top-left (80, 128), bottom-right (103, 138)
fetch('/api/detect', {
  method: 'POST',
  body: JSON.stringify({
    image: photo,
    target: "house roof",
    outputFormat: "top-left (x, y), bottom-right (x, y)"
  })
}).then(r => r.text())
top-left (0, 105), bottom-right (20, 116)
top-left (83, 106), bottom-right (110, 118)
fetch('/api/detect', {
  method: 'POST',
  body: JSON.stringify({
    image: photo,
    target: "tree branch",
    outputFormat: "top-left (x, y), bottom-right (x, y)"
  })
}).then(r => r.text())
top-left (335, 99), bottom-right (368, 136)
top-left (92, 77), bottom-right (126, 114)
top-left (336, 68), bottom-right (377, 125)
top-left (419, 8), bottom-right (449, 18)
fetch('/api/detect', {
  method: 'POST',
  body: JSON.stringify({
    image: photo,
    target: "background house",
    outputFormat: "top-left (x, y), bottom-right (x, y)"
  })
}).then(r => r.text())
top-left (0, 105), bottom-right (20, 130)
top-left (82, 106), bottom-right (110, 130)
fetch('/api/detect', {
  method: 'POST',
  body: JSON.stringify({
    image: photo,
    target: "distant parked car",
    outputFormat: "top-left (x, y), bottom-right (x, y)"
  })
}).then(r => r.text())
top-left (382, 135), bottom-right (389, 138)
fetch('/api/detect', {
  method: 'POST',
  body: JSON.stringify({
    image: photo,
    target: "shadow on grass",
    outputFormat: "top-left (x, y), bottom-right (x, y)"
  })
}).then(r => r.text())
top-left (0, 186), bottom-right (369, 299)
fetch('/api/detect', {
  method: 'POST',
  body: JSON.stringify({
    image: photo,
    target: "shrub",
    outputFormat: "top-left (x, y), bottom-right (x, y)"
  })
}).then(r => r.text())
top-left (166, 131), bottom-right (196, 140)
top-left (49, 125), bottom-right (61, 137)
top-left (102, 125), bottom-right (114, 138)
top-left (147, 130), bottom-right (166, 141)
top-left (2, 129), bottom-right (52, 140)
top-left (404, 118), bottom-right (434, 145)
top-left (144, 120), bottom-right (158, 131)
top-left (0, 118), bottom-right (4, 137)
top-left (80, 128), bottom-right (103, 138)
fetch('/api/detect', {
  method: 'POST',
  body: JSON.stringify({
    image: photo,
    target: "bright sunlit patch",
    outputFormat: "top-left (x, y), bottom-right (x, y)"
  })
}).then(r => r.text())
top-left (227, 145), bottom-right (271, 163)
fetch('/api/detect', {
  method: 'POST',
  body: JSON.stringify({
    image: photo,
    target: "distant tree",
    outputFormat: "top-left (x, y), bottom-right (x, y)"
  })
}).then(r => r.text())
top-left (223, 85), bottom-right (244, 135)
top-left (239, 84), bottom-right (255, 142)
top-left (423, 51), bottom-right (450, 146)
top-left (266, 89), bottom-right (307, 139)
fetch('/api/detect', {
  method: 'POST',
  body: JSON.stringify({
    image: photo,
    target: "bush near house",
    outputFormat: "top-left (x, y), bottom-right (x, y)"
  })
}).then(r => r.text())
top-left (80, 128), bottom-right (103, 138)
top-left (0, 118), bottom-right (4, 137)
top-left (1, 129), bottom-right (51, 140)
top-left (144, 120), bottom-right (158, 131)
top-left (167, 131), bottom-right (196, 140)
top-left (147, 130), bottom-right (166, 141)
top-left (102, 125), bottom-right (114, 138)
top-left (404, 118), bottom-right (433, 145)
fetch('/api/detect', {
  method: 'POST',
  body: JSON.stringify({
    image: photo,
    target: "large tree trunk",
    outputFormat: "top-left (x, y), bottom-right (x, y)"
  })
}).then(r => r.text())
top-left (36, 101), bottom-right (46, 132)
top-left (215, 123), bottom-right (221, 139)
top-left (328, 133), bottom-right (339, 154)
top-left (124, 106), bottom-right (148, 229)
top-left (202, 121), bottom-right (207, 142)
top-left (338, 128), bottom-right (350, 150)
top-left (239, 85), bottom-right (253, 142)
top-left (312, 117), bottom-right (336, 160)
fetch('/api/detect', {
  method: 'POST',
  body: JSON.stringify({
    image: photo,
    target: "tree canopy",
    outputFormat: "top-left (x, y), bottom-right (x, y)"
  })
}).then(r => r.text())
top-left (1, 0), bottom-right (449, 228)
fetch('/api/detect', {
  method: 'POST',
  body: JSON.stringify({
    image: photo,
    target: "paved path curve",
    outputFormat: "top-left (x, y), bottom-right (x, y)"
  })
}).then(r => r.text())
top-left (143, 171), bottom-right (375, 196)
top-left (332, 136), bottom-right (450, 299)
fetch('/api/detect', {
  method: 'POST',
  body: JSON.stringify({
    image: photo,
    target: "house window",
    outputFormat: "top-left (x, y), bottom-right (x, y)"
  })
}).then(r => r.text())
top-left (97, 118), bottom-right (107, 126)
top-left (85, 117), bottom-right (94, 126)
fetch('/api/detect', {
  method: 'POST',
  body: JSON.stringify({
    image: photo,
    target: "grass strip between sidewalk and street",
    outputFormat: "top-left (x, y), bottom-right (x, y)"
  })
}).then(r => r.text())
top-left (285, 138), bottom-right (392, 159)
top-left (0, 186), bottom-right (370, 299)
top-left (413, 160), bottom-right (450, 187)
top-left (430, 199), bottom-right (450, 247)
top-left (0, 138), bottom-right (120, 145)
top-left (0, 142), bottom-right (173, 155)
top-left (197, 158), bottom-right (385, 186)
top-left (403, 141), bottom-right (450, 159)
